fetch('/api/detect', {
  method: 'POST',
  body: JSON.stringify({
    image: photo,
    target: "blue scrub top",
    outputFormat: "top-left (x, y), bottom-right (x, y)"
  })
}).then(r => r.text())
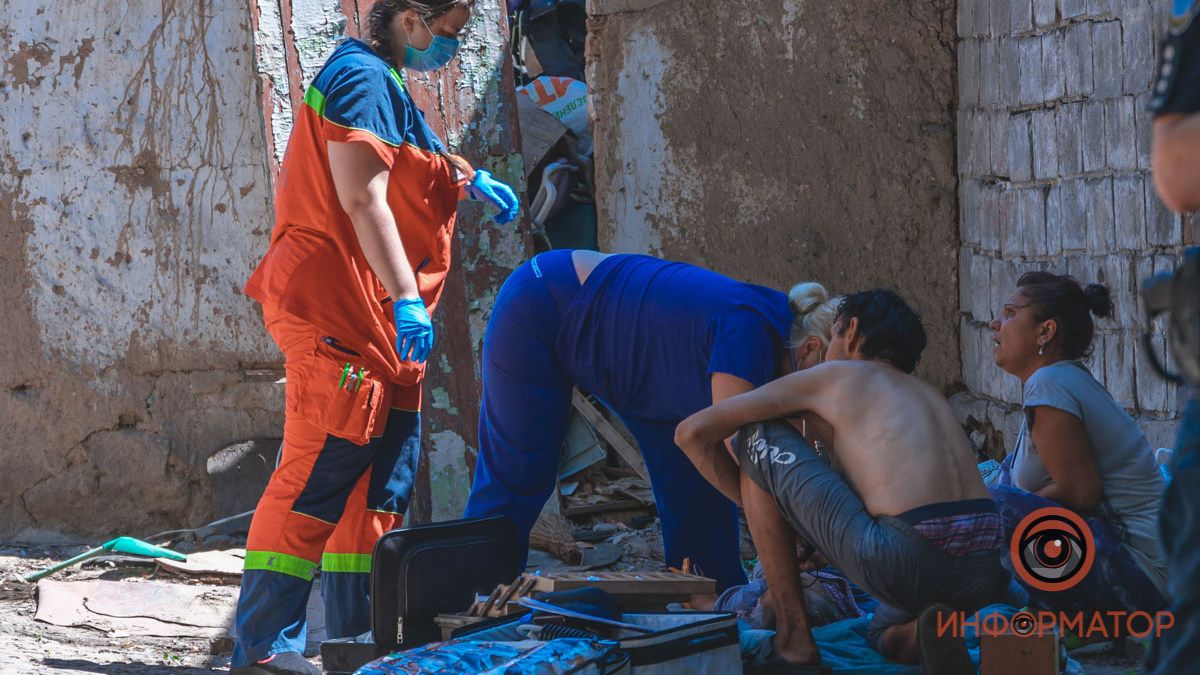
top-left (556, 254), bottom-right (792, 422)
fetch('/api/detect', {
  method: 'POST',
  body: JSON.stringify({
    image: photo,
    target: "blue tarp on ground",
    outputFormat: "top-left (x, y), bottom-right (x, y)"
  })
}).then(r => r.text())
top-left (743, 604), bottom-right (1028, 674)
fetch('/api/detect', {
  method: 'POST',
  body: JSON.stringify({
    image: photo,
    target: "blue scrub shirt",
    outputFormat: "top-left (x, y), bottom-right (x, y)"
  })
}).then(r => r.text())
top-left (556, 254), bottom-right (793, 421)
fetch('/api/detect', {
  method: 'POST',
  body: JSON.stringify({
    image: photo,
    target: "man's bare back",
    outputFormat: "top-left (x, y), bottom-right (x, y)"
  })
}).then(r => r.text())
top-left (676, 289), bottom-right (1006, 670)
top-left (796, 360), bottom-right (987, 515)
top-left (675, 357), bottom-right (987, 515)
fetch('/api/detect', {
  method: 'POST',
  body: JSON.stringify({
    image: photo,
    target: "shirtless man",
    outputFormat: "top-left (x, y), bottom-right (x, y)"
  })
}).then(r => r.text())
top-left (676, 290), bottom-right (1017, 671)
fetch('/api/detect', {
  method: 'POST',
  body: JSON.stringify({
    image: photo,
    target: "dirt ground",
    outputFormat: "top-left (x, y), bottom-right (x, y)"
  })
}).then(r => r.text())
top-left (0, 546), bottom-right (258, 674)
top-left (0, 541), bottom-right (1149, 674)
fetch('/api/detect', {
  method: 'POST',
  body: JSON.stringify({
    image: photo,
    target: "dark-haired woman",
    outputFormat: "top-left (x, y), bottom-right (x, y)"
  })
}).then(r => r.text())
top-left (989, 272), bottom-right (1167, 616)
top-left (232, 2), bottom-right (518, 672)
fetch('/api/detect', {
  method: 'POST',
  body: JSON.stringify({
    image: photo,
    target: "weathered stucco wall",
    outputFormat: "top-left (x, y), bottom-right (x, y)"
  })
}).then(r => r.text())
top-left (1, 0), bottom-right (526, 539)
top-left (1, 2), bottom-right (283, 540)
top-left (954, 0), bottom-right (1189, 454)
top-left (587, 0), bottom-right (961, 389)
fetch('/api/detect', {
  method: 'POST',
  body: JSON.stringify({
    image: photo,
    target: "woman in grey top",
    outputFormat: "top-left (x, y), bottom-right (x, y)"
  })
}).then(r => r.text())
top-left (989, 271), bottom-right (1167, 615)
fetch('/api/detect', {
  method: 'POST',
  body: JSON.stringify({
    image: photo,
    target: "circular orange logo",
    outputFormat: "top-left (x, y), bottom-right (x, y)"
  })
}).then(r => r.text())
top-left (1010, 507), bottom-right (1095, 592)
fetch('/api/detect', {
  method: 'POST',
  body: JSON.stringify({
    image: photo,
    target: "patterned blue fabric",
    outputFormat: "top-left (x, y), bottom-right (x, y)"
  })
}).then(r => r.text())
top-left (355, 638), bottom-right (619, 674)
top-left (989, 483), bottom-right (1166, 615)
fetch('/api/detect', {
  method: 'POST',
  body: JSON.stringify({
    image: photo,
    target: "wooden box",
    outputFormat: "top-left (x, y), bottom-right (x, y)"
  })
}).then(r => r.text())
top-left (980, 629), bottom-right (1059, 675)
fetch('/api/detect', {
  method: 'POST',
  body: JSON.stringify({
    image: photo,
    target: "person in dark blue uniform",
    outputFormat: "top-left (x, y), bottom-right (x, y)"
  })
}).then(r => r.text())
top-left (1148, 1), bottom-right (1200, 670)
top-left (463, 249), bottom-right (840, 590)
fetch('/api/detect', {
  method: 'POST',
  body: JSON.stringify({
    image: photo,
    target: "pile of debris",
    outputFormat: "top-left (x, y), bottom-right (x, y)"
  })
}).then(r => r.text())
top-left (525, 392), bottom-right (668, 576)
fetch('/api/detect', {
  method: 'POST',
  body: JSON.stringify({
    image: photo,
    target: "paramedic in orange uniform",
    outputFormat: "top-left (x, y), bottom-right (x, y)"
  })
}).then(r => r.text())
top-left (230, 1), bottom-right (519, 672)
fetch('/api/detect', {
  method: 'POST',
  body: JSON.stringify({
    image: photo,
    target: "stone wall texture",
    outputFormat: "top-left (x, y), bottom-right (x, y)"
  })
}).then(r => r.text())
top-left (586, 0), bottom-right (963, 390)
top-left (955, 0), bottom-right (1189, 452)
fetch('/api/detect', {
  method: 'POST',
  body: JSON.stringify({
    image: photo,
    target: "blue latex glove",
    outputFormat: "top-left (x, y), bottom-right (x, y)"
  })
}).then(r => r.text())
top-left (467, 169), bottom-right (520, 224)
top-left (393, 298), bottom-right (434, 363)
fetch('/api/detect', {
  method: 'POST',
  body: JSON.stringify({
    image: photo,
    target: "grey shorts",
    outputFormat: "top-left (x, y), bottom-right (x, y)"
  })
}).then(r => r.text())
top-left (736, 421), bottom-right (1018, 649)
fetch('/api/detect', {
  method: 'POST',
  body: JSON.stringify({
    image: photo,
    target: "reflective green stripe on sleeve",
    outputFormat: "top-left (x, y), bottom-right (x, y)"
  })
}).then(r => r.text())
top-left (321, 552), bottom-right (373, 574)
top-left (388, 67), bottom-right (405, 91)
top-left (303, 85), bottom-right (327, 116)
top-left (244, 550), bottom-right (319, 580)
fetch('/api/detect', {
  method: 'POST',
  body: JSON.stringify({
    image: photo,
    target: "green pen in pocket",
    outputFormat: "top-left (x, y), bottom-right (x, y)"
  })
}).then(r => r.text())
top-left (338, 362), bottom-right (351, 388)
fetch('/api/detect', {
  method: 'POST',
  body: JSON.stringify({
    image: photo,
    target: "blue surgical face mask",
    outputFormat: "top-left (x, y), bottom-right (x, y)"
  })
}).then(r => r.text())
top-left (403, 16), bottom-right (460, 72)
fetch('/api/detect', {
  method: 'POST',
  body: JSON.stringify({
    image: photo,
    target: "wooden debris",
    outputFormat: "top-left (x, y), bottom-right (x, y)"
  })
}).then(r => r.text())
top-left (564, 498), bottom-right (650, 518)
top-left (571, 391), bottom-right (650, 484)
top-left (467, 575), bottom-right (541, 619)
top-left (530, 512), bottom-right (584, 565)
top-left (465, 570), bottom-right (715, 619)
top-left (527, 571), bottom-right (714, 596)
top-left (434, 612), bottom-right (485, 640)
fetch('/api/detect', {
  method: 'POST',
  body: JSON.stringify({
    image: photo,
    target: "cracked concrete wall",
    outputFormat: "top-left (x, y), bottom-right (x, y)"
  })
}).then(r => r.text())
top-left (1, 2), bottom-right (284, 541)
top-left (954, 0), bottom-right (1189, 455)
top-left (587, 0), bottom-right (962, 390)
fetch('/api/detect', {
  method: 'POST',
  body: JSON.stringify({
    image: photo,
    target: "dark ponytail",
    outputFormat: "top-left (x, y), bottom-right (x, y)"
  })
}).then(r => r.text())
top-left (1017, 271), bottom-right (1112, 360)
top-left (1082, 283), bottom-right (1114, 319)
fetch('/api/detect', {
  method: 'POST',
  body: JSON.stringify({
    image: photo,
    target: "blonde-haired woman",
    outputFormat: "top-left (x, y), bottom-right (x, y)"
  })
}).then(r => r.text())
top-left (786, 281), bottom-right (841, 369)
top-left (465, 249), bottom-right (837, 590)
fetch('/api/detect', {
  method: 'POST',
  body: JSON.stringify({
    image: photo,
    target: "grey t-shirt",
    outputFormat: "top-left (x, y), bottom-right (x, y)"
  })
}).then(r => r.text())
top-left (1011, 361), bottom-right (1167, 590)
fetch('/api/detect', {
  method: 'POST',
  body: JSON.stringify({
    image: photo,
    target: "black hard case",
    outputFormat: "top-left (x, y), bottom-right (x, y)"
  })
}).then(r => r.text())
top-left (321, 516), bottom-right (520, 673)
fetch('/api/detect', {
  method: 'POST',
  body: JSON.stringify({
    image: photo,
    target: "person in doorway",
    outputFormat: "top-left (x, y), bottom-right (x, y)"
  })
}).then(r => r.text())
top-left (1147, 2), bottom-right (1200, 666)
top-left (675, 291), bottom-right (1018, 670)
top-left (231, 1), bottom-right (519, 672)
top-left (464, 249), bottom-right (840, 591)
top-left (988, 272), bottom-right (1167, 615)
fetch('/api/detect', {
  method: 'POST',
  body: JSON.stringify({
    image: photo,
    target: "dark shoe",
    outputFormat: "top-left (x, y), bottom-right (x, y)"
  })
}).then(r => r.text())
top-left (231, 651), bottom-right (322, 675)
top-left (917, 604), bottom-right (973, 675)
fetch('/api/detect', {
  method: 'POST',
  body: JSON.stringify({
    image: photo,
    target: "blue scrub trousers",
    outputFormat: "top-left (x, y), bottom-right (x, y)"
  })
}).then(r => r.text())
top-left (463, 250), bottom-right (746, 590)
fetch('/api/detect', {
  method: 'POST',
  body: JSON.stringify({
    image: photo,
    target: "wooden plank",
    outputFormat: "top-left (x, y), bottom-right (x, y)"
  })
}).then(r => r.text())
top-left (528, 570), bottom-right (715, 596)
top-left (571, 390), bottom-right (650, 484)
top-left (563, 498), bottom-right (650, 518)
top-left (517, 94), bottom-right (570, 182)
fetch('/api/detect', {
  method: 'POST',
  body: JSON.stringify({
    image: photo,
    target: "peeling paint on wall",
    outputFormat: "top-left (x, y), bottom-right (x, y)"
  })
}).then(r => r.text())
top-left (603, 25), bottom-right (689, 256)
top-left (426, 429), bottom-right (472, 522)
top-left (291, 0), bottom-right (349, 87)
top-left (0, 1), bottom-right (283, 539)
top-left (397, 0), bottom-right (530, 523)
top-left (252, 0), bottom-right (294, 166)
